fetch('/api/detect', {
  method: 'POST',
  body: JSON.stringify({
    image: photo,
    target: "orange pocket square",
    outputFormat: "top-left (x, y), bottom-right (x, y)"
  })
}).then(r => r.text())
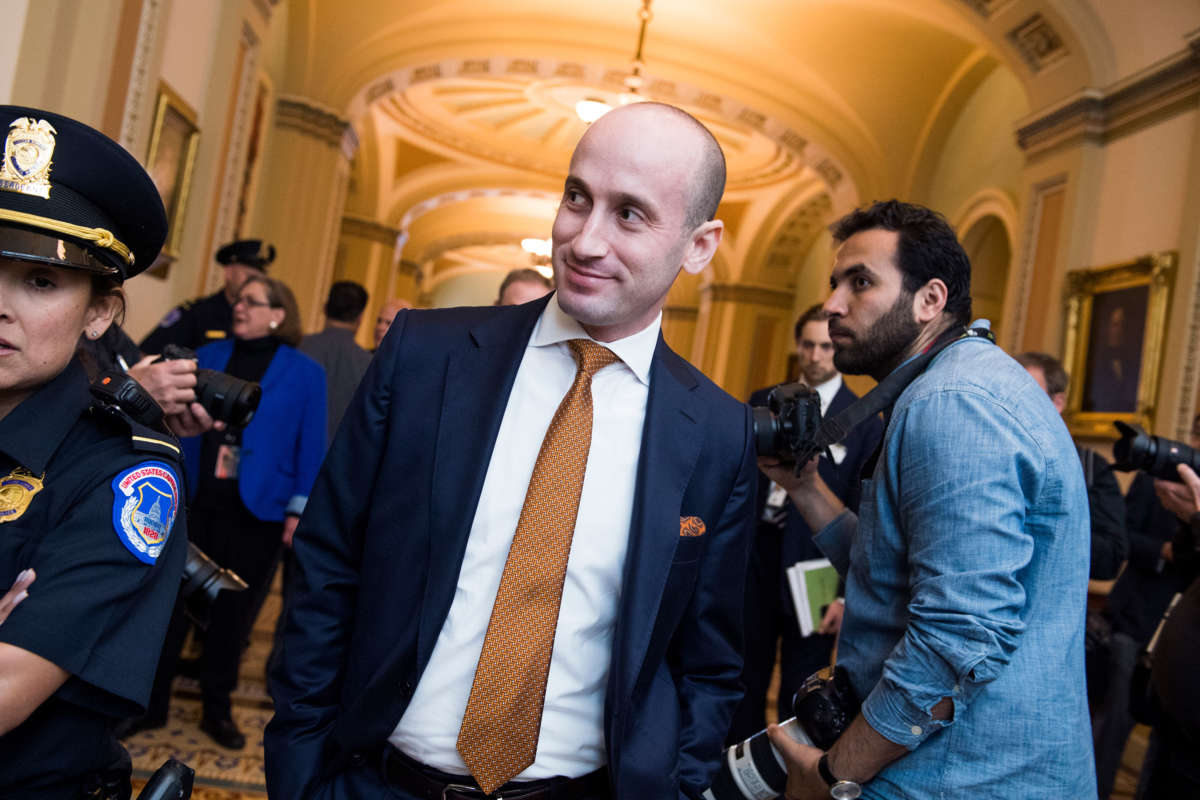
top-left (679, 516), bottom-right (706, 537)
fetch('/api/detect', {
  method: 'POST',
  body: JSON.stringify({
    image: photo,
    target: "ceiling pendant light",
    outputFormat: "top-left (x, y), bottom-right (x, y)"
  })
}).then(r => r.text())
top-left (575, 0), bottom-right (654, 123)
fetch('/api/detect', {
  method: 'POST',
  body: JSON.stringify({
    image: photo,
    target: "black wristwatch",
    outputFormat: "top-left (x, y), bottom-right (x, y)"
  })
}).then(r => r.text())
top-left (817, 753), bottom-right (863, 800)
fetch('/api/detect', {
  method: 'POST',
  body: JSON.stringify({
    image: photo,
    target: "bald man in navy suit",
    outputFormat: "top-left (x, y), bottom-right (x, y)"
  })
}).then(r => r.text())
top-left (266, 102), bottom-right (758, 800)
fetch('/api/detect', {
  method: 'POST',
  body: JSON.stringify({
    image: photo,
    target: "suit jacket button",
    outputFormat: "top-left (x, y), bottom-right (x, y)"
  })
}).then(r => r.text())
top-left (350, 752), bottom-right (366, 766)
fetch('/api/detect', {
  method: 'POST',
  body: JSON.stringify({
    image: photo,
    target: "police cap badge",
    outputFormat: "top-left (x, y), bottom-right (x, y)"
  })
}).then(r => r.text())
top-left (0, 105), bottom-right (166, 281)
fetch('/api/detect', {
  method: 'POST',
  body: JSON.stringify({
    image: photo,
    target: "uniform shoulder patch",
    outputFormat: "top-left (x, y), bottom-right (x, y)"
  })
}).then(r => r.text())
top-left (157, 307), bottom-right (183, 328)
top-left (111, 461), bottom-right (179, 564)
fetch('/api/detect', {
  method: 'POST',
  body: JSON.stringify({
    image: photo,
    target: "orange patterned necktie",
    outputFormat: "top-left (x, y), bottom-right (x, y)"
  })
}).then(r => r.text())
top-left (457, 338), bottom-right (621, 794)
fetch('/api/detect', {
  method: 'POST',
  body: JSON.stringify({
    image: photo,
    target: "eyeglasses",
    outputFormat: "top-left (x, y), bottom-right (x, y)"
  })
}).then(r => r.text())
top-left (234, 296), bottom-right (272, 309)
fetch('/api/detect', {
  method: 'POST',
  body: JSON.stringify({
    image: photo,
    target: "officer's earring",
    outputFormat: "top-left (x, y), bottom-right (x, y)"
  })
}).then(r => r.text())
top-left (269, 320), bottom-right (278, 330)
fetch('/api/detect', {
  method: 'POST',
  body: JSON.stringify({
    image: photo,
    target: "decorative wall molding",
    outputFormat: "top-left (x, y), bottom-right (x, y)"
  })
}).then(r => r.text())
top-left (958, 0), bottom-right (1012, 19)
top-left (1006, 14), bottom-right (1068, 74)
top-left (276, 95), bottom-right (356, 154)
top-left (351, 56), bottom-right (854, 199)
top-left (118, 0), bottom-right (168, 154)
top-left (1008, 174), bottom-right (1067, 352)
top-left (764, 193), bottom-right (832, 272)
top-left (249, 0), bottom-right (280, 23)
top-left (394, 187), bottom-right (560, 251)
top-left (1016, 38), bottom-right (1200, 155)
top-left (1177, 248), bottom-right (1200, 437)
top-left (341, 214), bottom-right (402, 246)
top-left (210, 23), bottom-right (263, 262)
top-left (703, 282), bottom-right (794, 310)
top-left (416, 231), bottom-right (526, 265)
top-left (664, 305), bottom-right (700, 320)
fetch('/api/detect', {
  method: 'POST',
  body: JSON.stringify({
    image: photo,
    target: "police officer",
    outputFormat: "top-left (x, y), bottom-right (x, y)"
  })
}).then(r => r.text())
top-left (0, 105), bottom-right (188, 799)
top-left (139, 238), bottom-right (276, 354)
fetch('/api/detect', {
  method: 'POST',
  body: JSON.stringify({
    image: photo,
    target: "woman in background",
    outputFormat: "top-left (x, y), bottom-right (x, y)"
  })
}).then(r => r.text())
top-left (141, 274), bottom-right (325, 751)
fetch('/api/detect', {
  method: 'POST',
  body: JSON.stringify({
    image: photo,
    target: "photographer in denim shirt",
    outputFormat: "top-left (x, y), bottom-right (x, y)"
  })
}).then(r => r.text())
top-left (760, 201), bottom-right (1094, 799)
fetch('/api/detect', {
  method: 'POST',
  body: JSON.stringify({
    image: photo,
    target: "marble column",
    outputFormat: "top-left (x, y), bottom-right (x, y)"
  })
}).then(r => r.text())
top-left (254, 95), bottom-right (358, 331)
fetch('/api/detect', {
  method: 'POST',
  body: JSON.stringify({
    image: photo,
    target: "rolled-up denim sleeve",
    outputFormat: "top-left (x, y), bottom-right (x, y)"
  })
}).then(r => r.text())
top-left (814, 509), bottom-right (857, 577)
top-left (861, 389), bottom-right (1044, 750)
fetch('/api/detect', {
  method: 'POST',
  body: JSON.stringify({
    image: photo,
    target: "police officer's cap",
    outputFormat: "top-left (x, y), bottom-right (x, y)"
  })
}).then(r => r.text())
top-left (0, 105), bottom-right (166, 282)
top-left (215, 239), bottom-right (275, 271)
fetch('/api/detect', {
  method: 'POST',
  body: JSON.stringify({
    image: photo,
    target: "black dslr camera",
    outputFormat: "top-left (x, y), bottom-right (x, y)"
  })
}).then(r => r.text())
top-left (1112, 421), bottom-right (1200, 482)
top-left (704, 666), bottom-right (861, 800)
top-left (181, 542), bottom-right (248, 629)
top-left (751, 382), bottom-right (823, 467)
top-left (154, 344), bottom-right (262, 427)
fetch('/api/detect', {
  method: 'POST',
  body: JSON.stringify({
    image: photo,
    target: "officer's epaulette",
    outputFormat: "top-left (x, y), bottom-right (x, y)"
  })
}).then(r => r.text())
top-left (90, 400), bottom-right (184, 463)
top-left (89, 373), bottom-right (185, 464)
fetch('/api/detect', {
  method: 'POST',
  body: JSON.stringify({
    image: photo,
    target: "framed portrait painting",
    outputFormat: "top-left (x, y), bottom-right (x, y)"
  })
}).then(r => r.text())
top-left (1061, 251), bottom-right (1176, 437)
top-left (144, 82), bottom-right (200, 277)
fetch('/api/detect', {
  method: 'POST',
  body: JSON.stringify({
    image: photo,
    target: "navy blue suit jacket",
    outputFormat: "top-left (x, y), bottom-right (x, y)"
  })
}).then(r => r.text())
top-left (264, 297), bottom-right (758, 799)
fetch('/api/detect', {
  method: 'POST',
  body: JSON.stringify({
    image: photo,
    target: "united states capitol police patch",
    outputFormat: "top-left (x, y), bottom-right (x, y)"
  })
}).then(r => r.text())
top-left (111, 461), bottom-right (179, 564)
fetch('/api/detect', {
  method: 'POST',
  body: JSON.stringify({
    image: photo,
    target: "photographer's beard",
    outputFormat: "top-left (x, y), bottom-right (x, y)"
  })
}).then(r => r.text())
top-left (831, 290), bottom-right (921, 378)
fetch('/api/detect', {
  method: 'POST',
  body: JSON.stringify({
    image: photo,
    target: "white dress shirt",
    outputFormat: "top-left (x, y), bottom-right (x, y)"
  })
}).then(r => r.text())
top-left (813, 374), bottom-right (847, 465)
top-left (389, 295), bottom-right (660, 779)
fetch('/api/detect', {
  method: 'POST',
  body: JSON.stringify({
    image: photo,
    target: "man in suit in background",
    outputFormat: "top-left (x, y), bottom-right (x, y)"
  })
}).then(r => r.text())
top-left (496, 268), bottom-right (553, 306)
top-left (266, 102), bottom-right (757, 799)
top-left (300, 280), bottom-right (373, 442)
top-left (728, 304), bottom-right (882, 742)
top-left (372, 297), bottom-right (412, 350)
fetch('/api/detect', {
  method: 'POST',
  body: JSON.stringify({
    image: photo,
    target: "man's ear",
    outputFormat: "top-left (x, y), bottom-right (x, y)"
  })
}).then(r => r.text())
top-left (1051, 391), bottom-right (1067, 413)
top-left (681, 220), bottom-right (723, 275)
top-left (912, 278), bottom-right (948, 323)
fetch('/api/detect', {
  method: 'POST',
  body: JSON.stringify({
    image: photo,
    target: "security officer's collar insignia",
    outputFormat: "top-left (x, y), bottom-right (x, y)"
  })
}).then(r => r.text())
top-left (111, 461), bottom-right (179, 564)
top-left (0, 117), bottom-right (56, 199)
top-left (0, 467), bottom-right (44, 523)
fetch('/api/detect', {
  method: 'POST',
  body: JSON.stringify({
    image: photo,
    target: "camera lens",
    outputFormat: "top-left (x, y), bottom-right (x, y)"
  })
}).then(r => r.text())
top-left (194, 368), bottom-right (262, 427)
top-left (181, 543), bottom-right (248, 629)
top-left (751, 406), bottom-right (783, 457)
top-left (1113, 421), bottom-right (1200, 482)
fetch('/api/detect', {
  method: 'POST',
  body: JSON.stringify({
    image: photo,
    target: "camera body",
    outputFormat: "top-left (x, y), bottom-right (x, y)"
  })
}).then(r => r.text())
top-left (1112, 421), bottom-right (1200, 482)
top-left (751, 382), bottom-right (823, 466)
top-left (154, 344), bottom-right (262, 427)
top-left (704, 666), bottom-right (861, 800)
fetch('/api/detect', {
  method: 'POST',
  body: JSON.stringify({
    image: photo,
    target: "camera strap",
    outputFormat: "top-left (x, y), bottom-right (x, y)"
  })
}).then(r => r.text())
top-left (799, 324), bottom-right (995, 466)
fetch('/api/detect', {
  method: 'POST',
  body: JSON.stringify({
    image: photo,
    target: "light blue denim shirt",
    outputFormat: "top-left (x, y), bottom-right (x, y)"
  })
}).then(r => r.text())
top-left (815, 327), bottom-right (1096, 798)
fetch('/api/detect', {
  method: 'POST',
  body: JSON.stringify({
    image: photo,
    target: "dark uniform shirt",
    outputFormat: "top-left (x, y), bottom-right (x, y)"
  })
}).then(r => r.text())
top-left (140, 290), bottom-right (233, 354)
top-left (0, 359), bottom-right (187, 799)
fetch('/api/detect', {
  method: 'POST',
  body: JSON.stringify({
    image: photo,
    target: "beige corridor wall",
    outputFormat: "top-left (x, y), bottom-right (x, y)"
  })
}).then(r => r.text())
top-left (924, 67), bottom-right (1026, 223)
top-left (1013, 96), bottom-right (1200, 439)
top-left (124, 1), bottom-right (227, 342)
top-left (0, 0), bottom-right (31, 103)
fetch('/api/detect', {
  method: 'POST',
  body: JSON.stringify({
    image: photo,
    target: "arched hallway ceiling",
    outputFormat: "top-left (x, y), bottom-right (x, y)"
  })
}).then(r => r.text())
top-left (276, 0), bottom-right (1162, 298)
top-left (279, 0), bottom-right (1112, 193)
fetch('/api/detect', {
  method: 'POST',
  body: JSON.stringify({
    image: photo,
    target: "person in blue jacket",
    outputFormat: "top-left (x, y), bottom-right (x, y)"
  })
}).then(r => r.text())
top-left (132, 273), bottom-right (325, 750)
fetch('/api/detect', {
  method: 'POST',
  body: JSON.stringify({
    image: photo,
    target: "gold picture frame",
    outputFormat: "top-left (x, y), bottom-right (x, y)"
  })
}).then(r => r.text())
top-left (1061, 251), bottom-right (1176, 437)
top-left (145, 82), bottom-right (200, 276)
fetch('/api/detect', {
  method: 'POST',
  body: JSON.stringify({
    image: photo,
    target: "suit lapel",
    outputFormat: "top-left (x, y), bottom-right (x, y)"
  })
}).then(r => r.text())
top-left (417, 303), bottom-right (543, 666)
top-left (610, 338), bottom-right (704, 709)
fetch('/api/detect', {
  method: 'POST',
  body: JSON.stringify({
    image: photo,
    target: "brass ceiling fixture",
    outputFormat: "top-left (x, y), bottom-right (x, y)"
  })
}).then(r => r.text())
top-left (575, 0), bottom-right (654, 123)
